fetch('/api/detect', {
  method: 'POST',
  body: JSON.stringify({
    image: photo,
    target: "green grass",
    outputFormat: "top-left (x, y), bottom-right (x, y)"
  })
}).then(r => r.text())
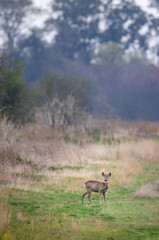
top-left (1, 186), bottom-right (158, 240)
top-left (0, 160), bottom-right (159, 240)
top-left (150, 134), bottom-right (159, 141)
top-left (49, 164), bottom-right (84, 171)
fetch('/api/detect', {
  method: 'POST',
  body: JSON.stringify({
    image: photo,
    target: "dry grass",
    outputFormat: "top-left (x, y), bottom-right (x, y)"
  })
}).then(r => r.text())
top-left (132, 121), bottom-right (159, 136)
top-left (0, 188), bottom-right (10, 231)
top-left (1, 119), bottom-right (159, 168)
top-left (83, 139), bottom-right (159, 161)
top-left (45, 168), bottom-right (95, 192)
top-left (112, 160), bottom-right (141, 185)
top-left (0, 118), bottom-right (159, 194)
top-left (133, 181), bottom-right (159, 199)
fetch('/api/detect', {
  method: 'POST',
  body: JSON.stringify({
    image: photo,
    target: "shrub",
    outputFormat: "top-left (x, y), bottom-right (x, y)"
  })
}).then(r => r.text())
top-left (35, 73), bottom-right (93, 128)
top-left (0, 54), bottom-right (35, 125)
top-left (92, 128), bottom-right (101, 143)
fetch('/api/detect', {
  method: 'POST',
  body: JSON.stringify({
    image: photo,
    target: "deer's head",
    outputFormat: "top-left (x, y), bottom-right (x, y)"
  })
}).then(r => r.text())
top-left (102, 172), bottom-right (111, 182)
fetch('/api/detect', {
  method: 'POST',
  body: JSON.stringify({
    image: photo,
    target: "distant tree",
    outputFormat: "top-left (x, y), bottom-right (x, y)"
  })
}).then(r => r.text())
top-left (0, 0), bottom-right (36, 53)
top-left (45, 0), bottom-right (102, 63)
top-left (36, 73), bottom-right (94, 127)
top-left (17, 28), bottom-right (74, 82)
top-left (101, 0), bottom-right (149, 50)
top-left (17, 29), bottom-right (50, 82)
top-left (37, 74), bottom-right (93, 111)
top-left (90, 53), bottom-right (159, 121)
top-left (150, 0), bottom-right (159, 8)
top-left (0, 54), bottom-right (35, 124)
top-left (93, 42), bottom-right (124, 66)
top-left (37, 95), bottom-right (89, 128)
top-left (45, 0), bottom-right (150, 65)
top-left (149, 0), bottom-right (159, 64)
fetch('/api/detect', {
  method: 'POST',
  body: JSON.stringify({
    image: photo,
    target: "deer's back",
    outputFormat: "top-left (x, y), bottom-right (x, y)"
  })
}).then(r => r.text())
top-left (85, 180), bottom-right (108, 193)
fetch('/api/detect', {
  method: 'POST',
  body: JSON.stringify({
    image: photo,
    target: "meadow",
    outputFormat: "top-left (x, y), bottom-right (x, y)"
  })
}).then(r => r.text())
top-left (0, 119), bottom-right (159, 240)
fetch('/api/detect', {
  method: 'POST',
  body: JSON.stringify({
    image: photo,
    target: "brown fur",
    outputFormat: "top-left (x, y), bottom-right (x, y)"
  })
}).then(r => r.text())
top-left (82, 172), bottom-right (111, 205)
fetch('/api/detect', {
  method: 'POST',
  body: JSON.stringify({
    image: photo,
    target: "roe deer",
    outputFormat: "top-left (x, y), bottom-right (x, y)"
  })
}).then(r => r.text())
top-left (82, 172), bottom-right (111, 205)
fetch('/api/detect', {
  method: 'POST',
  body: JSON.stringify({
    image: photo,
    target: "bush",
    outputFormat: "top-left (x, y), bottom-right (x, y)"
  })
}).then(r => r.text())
top-left (92, 128), bottom-right (101, 143)
top-left (0, 54), bottom-right (35, 125)
top-left (36, 73), bottom-right (93, 128)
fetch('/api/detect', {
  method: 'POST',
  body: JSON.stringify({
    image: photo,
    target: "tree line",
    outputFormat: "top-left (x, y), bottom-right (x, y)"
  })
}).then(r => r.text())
top-left (0, 0), bottom-right (159, 123)
top-left (0, 54), bottom-right (93, 126)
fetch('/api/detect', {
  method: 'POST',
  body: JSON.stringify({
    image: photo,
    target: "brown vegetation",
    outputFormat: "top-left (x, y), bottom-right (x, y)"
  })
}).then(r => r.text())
top-left (0, 188), bottom-right (10, 231)
top-left (0, 119), bottom-right (159, 179)
top-left (133, 181), bottom-right (159, 199)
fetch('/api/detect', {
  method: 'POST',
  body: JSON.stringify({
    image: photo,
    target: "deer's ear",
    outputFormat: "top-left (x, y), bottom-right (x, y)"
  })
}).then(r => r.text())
top-left (102, 172), bottom-right (105, 176)
top-left (109, 172), bottom-right (111, 177)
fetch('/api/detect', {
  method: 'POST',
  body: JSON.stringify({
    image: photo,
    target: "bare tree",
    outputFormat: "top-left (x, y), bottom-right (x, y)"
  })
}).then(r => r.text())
top-left (37, 95), bottom-right (88, 129)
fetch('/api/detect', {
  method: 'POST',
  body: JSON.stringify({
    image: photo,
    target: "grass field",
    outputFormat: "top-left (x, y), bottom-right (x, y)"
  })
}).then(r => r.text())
top-left (0, 120), bottom-right (159, 240)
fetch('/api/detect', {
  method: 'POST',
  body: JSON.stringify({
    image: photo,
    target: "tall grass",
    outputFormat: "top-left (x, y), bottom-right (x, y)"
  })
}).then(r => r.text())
top-left (0, 187), bottom-right (10, 231)
top-left (83, 139), bottom-right (159, 161)
top-left (0, 118), bottom-right (159, 192)
top-left (133, 182), bottom-right (159, 199)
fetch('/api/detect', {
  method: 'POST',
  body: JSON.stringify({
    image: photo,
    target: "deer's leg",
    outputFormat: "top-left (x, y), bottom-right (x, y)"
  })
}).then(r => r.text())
top-left (103, 192), bottom-right (106, 204)
top-left (88, 192), bottom-right (93, 205)
top-left (82, 191), bottom-right (89, 204)
top-left (99, 191), bottom-right (102, 204)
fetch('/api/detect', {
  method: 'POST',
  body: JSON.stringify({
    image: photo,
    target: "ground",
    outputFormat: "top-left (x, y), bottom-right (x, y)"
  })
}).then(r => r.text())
top-left (0, 120), bottom-right (159, 240)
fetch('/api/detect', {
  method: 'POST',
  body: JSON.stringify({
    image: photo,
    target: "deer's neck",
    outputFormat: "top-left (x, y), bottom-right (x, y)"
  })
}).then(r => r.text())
top-left (103, 182), bottom-right (108, 187)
